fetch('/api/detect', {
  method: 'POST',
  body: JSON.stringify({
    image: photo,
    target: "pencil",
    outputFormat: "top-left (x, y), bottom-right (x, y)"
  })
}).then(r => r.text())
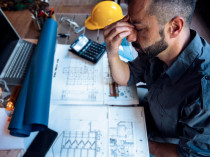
top-left (108, 65), bottom-right (119, 97)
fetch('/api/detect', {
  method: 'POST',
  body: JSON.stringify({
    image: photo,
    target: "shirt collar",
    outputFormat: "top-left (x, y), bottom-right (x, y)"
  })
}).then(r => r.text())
top-left (165, 30), bottom-right (202, 84)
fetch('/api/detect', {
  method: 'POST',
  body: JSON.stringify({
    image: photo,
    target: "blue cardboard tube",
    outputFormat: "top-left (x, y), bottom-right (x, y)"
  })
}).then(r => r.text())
top-left (8, 19), bottom-right (58, 137)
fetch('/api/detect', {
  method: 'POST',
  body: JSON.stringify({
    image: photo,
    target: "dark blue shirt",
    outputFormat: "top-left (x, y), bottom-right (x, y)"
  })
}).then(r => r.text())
top-left (127, 30), bottom-right (210, 157)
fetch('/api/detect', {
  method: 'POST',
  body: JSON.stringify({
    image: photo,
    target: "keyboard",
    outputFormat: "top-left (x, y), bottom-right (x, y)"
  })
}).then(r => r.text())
top-left (5, 41), bottom-right (35, 79)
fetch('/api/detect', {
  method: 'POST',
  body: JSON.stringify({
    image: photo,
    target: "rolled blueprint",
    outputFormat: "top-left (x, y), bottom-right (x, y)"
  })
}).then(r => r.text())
top-left (8, 18), bottom-right (57, 137)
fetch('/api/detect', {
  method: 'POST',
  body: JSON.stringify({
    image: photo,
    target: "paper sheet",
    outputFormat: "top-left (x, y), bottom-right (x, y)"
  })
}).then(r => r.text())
top-left (103, 54), bottom-right (139, 105)
top-left (0, 109), bottom-right (24, 150)
top-left (50, 44), bottom-right (139, 105)
top-left (46, 105), bottom-right (149, 157)
top-left (51, 44), bottom-right (104, 105)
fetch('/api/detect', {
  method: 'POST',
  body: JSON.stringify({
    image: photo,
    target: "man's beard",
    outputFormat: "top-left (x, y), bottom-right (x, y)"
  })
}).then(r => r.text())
top-left (132, 29), bottom-right (168, 59)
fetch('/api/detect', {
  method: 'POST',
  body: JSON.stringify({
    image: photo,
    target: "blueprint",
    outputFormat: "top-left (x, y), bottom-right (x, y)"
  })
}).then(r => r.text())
top-left (51, 44), bottom-right (104, 105)
top-left (48, 45), bottom-right (148, 157)
top-left (46, 106), bottom-right (149, 157)
top-left (103, 54), bottom-right (139, 105)
top-left (50, 44), bottom-right (139, 105)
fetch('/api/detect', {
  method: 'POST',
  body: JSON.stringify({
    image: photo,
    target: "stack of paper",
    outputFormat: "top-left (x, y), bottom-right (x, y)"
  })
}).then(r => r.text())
top-left (47, 44), bottom-right (149, 157)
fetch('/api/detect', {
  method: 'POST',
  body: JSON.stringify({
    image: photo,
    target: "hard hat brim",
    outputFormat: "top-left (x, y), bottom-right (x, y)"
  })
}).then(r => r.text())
top-left (85, 16), bottom-right (104, 30)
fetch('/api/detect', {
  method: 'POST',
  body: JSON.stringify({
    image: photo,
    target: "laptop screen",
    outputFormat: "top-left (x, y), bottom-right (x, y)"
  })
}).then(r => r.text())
top-left (0, 9), bottom-right (19, 73)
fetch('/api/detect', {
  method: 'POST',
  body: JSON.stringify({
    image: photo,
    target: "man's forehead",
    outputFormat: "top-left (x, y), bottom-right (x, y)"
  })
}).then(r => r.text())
top-left (128, 0), bottom-right (152, 23)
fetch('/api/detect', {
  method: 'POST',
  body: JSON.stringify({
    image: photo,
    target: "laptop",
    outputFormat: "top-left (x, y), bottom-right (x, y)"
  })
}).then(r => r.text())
top-left (0, 8), bottom-right (36, 85)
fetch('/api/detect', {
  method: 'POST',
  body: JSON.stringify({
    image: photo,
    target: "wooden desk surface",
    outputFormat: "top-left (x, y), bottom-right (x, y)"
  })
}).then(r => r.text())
top-left (3, 4), bottom-right (96, 40)
top-left (55, 13), bottom-right (104, 44)
top-left (4, 10), bottom-right (104, 44)
top-left (4, 10), bottom-right (34, 38)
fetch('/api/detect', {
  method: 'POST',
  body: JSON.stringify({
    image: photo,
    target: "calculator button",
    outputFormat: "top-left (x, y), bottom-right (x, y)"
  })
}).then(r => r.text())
top-left (71, 36), bottom-right (105, 63)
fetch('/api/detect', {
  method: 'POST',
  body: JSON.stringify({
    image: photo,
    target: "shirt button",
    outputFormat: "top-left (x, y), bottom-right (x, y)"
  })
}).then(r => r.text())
top-left (205, 76), bottom-right (210, 80)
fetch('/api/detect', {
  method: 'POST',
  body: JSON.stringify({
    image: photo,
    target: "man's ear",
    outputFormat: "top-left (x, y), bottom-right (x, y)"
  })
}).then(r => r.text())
top-left (168, 16), bottom-right (184, 38)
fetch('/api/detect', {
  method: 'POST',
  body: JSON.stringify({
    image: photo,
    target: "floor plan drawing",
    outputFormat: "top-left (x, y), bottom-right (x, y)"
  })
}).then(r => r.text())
top-left (50, 44), bottom-right (104, 105)
top-left (60, 60), bottom-right (100, 102)
top-left (109, 122), bottom-right (135, 157)
top-left (108, 107), bottom-right (149, 157)
top-left (46, 106), bottom-right (149, 157)
top-left (50, 44), bottom-right (139, 105)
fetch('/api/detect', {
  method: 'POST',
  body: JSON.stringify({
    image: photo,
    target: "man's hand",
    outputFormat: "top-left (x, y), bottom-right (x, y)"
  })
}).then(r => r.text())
top-left (103, 15), bottom-right (136, 59)
top-left (102, 16), bottom-right (136, 86)
top-left (149, 141), bottom-right (179, 157)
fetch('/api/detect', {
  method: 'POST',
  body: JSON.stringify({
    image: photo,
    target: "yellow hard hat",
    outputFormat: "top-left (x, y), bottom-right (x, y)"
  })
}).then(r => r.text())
top-left (85, 1), bottom-right (124, 30)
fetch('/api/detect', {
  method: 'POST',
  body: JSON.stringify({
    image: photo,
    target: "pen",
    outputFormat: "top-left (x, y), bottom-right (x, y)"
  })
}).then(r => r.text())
top-left (38, 10), bottom-right (44, 17)
top-left (108, 66), bottom-right (113, 96)
top-left (57, 33), bottom-right (70, 38)
top-left (114, 82), bottom-right (119, 97)
top-left (43, 11), bottom-right (49, 17)
top-left (108, 65), bottom-right (119, 97)
top-left (50, 7), bottom-right (54, 16)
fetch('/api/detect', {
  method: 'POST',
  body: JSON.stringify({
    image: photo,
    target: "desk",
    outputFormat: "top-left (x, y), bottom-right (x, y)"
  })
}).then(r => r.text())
top-left (0, 13), bottom-right (149, 157)
top-left (55, 13), bottom-right (104, 44)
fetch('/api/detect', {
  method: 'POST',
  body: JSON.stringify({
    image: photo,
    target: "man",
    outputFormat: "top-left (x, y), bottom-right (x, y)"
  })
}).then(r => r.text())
top-left (103, 0), bottom-right (210, 156)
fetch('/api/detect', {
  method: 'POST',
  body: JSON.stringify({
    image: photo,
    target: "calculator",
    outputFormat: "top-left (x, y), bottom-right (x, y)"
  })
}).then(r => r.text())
top-left (70, 34), bottom-right (106, 63)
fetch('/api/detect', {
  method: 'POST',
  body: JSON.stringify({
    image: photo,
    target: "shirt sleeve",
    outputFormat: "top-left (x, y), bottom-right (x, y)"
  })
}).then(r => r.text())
top-left (127, 55), bottom-right (148, 86)
top-left (177, 76), bottom-right (210, 157)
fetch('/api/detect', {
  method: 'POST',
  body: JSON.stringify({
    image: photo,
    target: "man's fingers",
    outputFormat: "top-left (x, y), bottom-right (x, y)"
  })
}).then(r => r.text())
top-left (104, 22), bottom-right (134, 38)
top-left (105, 31), bottom-right (131, 50)
top-left (105, 26), bottom-right (134, 41)
top-left (105, 31), bottom-right (131, 56)
top-left (104, 19), bottom-right (134, 35)
top-left (104, 21), bottom-right (134, 31)
top-left (112, 31), bottom-right (131, 44)
top-left (103, 15), bottom-right (135, 56)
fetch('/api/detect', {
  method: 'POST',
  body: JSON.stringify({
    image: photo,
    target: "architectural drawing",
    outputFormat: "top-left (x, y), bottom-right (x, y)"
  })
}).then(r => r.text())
top-left (109, 122), bottom-right (135, 157)
top-left (103, 54), bottom-right (139, 105)
top-left (61, 61), bottom-right (99, 102)
top-left (50, 45), bottom-right (104, 105)
top-left (46, 106), bottom-right (149, 157)
top-left (51, 122), bottom-right (102, 157)
top-left (50, 44), bottom-right (139, 105)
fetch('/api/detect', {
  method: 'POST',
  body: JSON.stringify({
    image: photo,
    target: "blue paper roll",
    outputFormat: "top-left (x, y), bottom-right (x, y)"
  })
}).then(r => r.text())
top-left (8, 19), bottom-right (58, 137)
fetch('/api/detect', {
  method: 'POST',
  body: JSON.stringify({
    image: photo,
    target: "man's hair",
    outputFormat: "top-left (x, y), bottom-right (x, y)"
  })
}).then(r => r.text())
top-left (148, 0), bottom-right (197, 27)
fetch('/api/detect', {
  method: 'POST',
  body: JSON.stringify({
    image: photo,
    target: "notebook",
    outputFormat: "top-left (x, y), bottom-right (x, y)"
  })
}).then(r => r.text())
top-left (0, 8), bottom-right (36, 85)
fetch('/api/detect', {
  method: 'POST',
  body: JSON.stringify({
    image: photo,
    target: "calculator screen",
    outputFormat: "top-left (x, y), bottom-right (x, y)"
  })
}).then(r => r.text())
top-left (73, 35), bottom-right (89, 51)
